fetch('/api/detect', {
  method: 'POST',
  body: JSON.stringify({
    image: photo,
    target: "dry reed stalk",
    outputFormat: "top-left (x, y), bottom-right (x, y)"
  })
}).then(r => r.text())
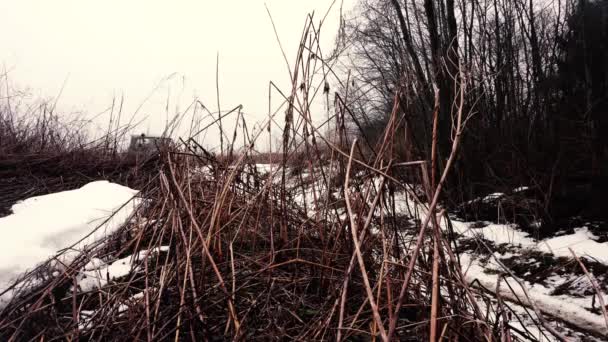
top-left (387, 68), bottom-right (468, 340)
top-left (344, 139), bottom-right (388, 342)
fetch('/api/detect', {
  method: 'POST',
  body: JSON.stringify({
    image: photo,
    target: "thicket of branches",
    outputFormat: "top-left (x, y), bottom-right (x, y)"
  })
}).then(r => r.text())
top-left (0, 16), bottom-right (504, 340)
top-left (2, 9), bottom-right (606, 340)
top-left (341, 0), bottom-right (608, 229)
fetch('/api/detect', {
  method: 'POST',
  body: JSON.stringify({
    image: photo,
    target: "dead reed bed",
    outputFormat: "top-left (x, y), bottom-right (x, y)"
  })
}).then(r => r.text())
top-left (0, 146), bottom-right (492, 340)
top-left (0, 14), bottom-right (553, 342)
top-left (0, 100), bottom-right (159, 216)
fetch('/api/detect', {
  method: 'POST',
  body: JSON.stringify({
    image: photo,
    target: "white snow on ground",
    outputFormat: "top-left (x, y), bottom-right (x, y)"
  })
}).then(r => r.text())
top-left (386, 189), bottom-right (608, 338)
top-left (461, 253), bottom-right (608, 337)
top-left (539, 227), bottom-right (608, 263)
top-left (78, 291), bottom-right (148, 330)
top-left (75, 246), bottom-right (169, 292)
top-left (451, 220), bottom-right (608, 264)
top-left (255, 163), bottom-right (273, 174)
top-left (451, 221), bottom-right (535, 246)
top-left (0, 181), bottom-right (140, 306)
top-left (445, 219), bottom-right (608, 337)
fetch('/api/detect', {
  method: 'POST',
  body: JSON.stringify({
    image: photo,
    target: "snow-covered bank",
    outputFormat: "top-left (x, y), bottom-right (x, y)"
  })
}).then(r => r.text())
top-left (385, 188), bottom-right (608, 339)
top-left (461, 253), bottom-right (608, 338)
top-left (0, 181), bottom-right (140, 306)
top-left (445, 217), bottom-right (608, 338)
top-left (451, 220), bottom-right (608, 264)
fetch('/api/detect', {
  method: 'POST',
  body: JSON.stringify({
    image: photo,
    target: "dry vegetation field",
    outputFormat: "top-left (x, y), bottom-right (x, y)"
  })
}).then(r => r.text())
top-left (0, 8), bottom-right (607, 342)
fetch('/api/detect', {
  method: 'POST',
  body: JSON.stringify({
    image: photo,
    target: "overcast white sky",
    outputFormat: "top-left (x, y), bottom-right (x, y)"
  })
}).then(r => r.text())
top-left (0, 0), bottom-right (352, 150)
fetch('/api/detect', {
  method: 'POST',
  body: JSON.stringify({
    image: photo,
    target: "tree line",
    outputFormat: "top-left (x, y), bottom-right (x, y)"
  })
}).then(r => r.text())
top-left (340, 0), bottom-right (608, 225)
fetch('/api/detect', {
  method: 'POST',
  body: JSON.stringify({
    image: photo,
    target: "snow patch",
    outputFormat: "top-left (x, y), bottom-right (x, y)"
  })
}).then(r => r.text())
top-left (541, 227), bottom-right (608, 263)
top-left (0, 181), bottom-right (140, 307)
top-left (461, 253), bottom-right (608, 336)
top-left (452, 221), bottom-right (535, 247)
top-left (453, 220), bottom-right (608, 264)
top-left (75, 246), bottom-right (169, 292)
top-left (255, 163), bottom-right (274, 174)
